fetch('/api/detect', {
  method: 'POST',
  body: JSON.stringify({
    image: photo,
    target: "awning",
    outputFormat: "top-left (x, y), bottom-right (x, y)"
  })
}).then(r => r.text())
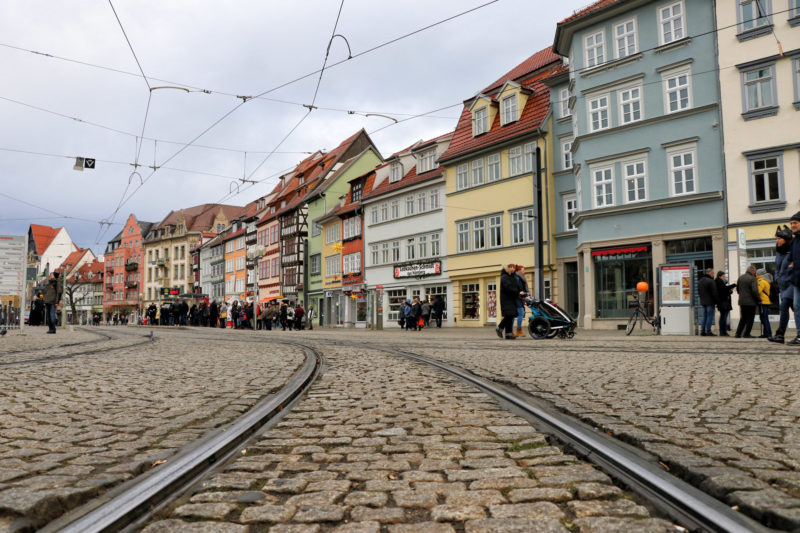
top-left (591, 245), bottom-right (649, 257)
top-left (258, 295), bottom-right (283, 303)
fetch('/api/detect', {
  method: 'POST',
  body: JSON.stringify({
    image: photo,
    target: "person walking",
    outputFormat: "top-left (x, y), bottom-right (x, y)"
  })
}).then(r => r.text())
top-left (412, 297), bottom-right (423, 331)
top-left (306, 305), bottom-right (315, 330)
top-left (497, 264), bottom-right (522, 340)
top-left (432, 295), bottom-right (444, 328)
top-left (756, 268), bottom-right (773, 338)
top-left (514, 265), bottom-right (529, 337)
top-left (735, 265), bottom-right (760, 338)
top-left (715, 272), bottom-right (735, 336)
top-left (770, 226), bottom-right (794, 343)
top-left (421, 298), bottom-right (431, 328)
top-left (788, 213), bottom-right (800, 345)
top-left (294, 303), bottom-right (305, 331)
top-left (698, 268), bottom-right (718, 336)
top-left (43, 272), bottom-right (62, 334)
top-left (280, 302), bottom-right (288, 331)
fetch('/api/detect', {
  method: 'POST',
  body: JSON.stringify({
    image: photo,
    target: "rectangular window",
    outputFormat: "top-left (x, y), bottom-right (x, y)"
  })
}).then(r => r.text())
top-left (457, 163), bottom-right (469, 190)
top-left (390, 200), bottom-right (399, 219)
top-left (559, 87), bottom-right (571, 117)
top-left (664, 70), bottom-right (691, 113)
top-left (429, 188), bottom-right (440, 209)
top-left (792, 0), bottom-right (800, 16)
top-left (593, 167), bottom-right (614, 207)
top-left (418, 235), bottom-right (427, 258)
top-left (669, 149), bottom-right (697, 196)
top-left (417, 191), bottom-right (426, 213)
top-left (501, 95), bottom-right (518, 124)
top-left (390, 162), bottom-right (402, 182)
top-left (562, 139), bottom-right (573, 169)
top-left (615, 19), bottom-right (637, 58)
top-left (486, 153), bottom-right (501, 182)
top-left (406, 238), bottom-right (416, 260)
top-left (751, 156), bottom-right (782, 203)
top-left (462, 283), bottom-right (480, 320)
top-left (225, 241), bottom-right (234, 253)
top-left (381, 202), bottom-right (389, 221)
top-left (406, 195), bottom-right (415, 216)
top-left (794, 57), bottom-right (800, 104)
top-left (523, 143), bottom-right (535, 174)
top-left (370, 206), bottom-right (378, 225)
top-left (470, 158), bottom-right (484, 187)
top-left (225, 259), bottom-right (233, 273)
top-left (272, 258), bottom-right (279, 277)
top-left (473, 219), bottom-right (486, 250)
top-left (489, 215), bottom-right (502, 248)
top-left (619, 86), bottom-right (642, 124)
top-left (589, 95), bottom-right (610, 132)
top-left (509, 146), bottom-right (522, 176)
top-left (743, 65), bottom-right (775, 111)
top-left (739, 0), bottom-right (771, 32)
top-left (236, 256), bottom-right (245, 271)
top-left (343, 252), bottom-right (361, 275)
top-left (660, 1), bottom-right (685, 44)
top-left (236, 237), bottom-right (245, 250)
top-left (565, 196), bottom-right (578, 231)
top-left (457, 222), bottom-right (470, 253)
top-left (325, 254), bottom-right (341, 276)
top-left (431, 233), bottom-right (440, 257)
top-left (310, 253), bottom-right (321, 275)
top-left (371, 245), bottom-right (379, 266)
top-left (585, 31), bottom-right (605, 68)
top-left (392, 241), bottom-right (400, 262)
top-left (381, 243), bottom-right (389, 264)
top-left (351, 183), bottom-right (362, 203)
top-left (511, 209), bottom-right (534, 244)
top-left (418, 149), bottom-right (436, 173)
top-left (623, 160), bottom-right (647, 203)
top-left (595, 247), bottom-right (652, 318)
top-left (473, 106), bottom-right (488, 135)
top-left (325, 222), bottom-right (341, 244)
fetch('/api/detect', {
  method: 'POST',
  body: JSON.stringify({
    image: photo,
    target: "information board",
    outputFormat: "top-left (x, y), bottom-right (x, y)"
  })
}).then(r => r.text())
top-left (0, 235), bottom-right (27, 329)
top-left (660, 264), bottom-right (692, 305)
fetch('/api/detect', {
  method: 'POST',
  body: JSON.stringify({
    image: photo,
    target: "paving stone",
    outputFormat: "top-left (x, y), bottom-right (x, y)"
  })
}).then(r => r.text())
top-left (568, 499), bottom-right (650, 518)
top-left (189, 490), bottom-right (274, 504)
top-left (140, 520), bottom-right (248, 533)
top-left (507, 488), bottom-right (572, 503)
top-left (388, 522), bottom-right (456, 533)
top-left (489, 502), bottom-right (565, 519)
top-left (465, 518), bottom-right (569, 533)
top-left (173, 502), bottom-right (237, 520)
top-left (344, 491), bottom-right (388, 507)
top-left (333, 522), bottom-right (381, 533)
top-left (285, 490), bottom-right (343, 507)
top-left (572, 517), bottom-right (676, 532)
top-left (445, 489), bottom-right (506, 506)
top-left (263, 478), bottom-right (309, 494)
top-left (293, 504), bottom-right (346, 522)
top-left (349, 506), bottom-right (406, 523)
top-left (239, 504), bottom-right (296, 523)
top-left (267, 525), bottom-right (321, 533)
top-left (575, 483), bottom-right (623, 500)
top-left (468, 478), bottom-right (539, 490)
top-left (430, 504), bottom-right (487, 521)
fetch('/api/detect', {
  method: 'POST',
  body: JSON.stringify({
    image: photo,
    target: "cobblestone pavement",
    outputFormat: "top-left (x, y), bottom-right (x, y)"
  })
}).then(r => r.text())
top-left (0, 327), bottom-right (304, 531)
top-left (143, 338), bottom-right (676, 533)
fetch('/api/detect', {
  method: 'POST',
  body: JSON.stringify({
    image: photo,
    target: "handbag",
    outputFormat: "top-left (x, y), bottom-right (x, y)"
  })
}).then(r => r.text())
top-left (418, 317), bottom-right (424, 327)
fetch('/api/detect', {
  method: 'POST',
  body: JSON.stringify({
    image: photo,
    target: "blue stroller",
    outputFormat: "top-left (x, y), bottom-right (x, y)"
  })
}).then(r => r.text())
top-left (526, 297), bottom-right (577, 339)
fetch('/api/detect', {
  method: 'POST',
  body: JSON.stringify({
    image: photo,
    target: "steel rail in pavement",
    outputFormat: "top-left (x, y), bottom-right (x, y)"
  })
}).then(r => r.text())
top-left (47, 342), bottom-right (321, 533)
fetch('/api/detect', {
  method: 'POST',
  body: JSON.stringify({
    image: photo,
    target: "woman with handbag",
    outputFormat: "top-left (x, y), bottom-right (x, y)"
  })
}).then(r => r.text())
top-left (715, 271), bottom-right (735, 336)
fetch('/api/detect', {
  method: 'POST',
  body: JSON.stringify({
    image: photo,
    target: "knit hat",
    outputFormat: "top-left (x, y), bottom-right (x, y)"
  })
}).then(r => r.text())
top-left (791, 211), bottom-right (800, 222)
top-left (776, 225), bottom-right (793, 240)
top-left (756, 268), bottom-right (766, 276)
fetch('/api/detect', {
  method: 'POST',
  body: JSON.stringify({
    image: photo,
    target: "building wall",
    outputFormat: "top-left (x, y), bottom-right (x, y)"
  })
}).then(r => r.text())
top-left (257, 219), bottom-right (282, 302)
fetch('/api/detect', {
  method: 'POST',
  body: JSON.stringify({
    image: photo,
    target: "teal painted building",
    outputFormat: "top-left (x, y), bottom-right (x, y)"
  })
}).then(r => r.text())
top-left (553, 0), bottom-right (727, 328)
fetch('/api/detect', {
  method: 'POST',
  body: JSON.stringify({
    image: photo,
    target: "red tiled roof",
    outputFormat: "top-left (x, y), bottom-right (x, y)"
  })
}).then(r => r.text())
top-left (153, 203), bottom-right (242, 234)
top-left (319, 169), bottom-right (378, 220)
top-left (483, 48), bottom-right (561, 94)
top-left (559, 0), bottom-right (620, 24)
top-left (223, 228), bottom-right (246, 242)
top-left (440, 49), bottom-right (561, 164)
top-left (363, 166), bottom-right (444, 201)
top-left (30, 224), bottom-right (61, 256)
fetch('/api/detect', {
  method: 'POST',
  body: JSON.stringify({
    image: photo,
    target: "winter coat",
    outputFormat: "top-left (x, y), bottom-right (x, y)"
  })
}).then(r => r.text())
top-left (515, 272), bottom-right (529, 307)
top-left (411, 302), bottom-right (421, 319)
top-left (43, 278), bottom-right (62, 305)
top-left (776, 245), bottom-right (793, 298)
top-left (791, 234), bottom-right (800, 287)
top-left (500, 266), bottom-right (520, 318)
top-left (715, 277), bottom-right (734, 312)
top-left (295, 306), bottom-right (304, 319)
top-left (421, 302), bottom-right (431, 317)
top-left (403, 301), bottom-right (412, 318)
top-left (736, 271), bottom-right (760, 307)
top-left (432, 297), bottom-right (444, 316)
top-left (757, 276), bottom-right (771, 305)
top-left (698, 274), bottom-right (718, 306)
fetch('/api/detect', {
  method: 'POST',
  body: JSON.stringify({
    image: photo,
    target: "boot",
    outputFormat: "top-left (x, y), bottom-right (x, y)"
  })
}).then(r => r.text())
top-left (515, 327), bottom-right (525, 337)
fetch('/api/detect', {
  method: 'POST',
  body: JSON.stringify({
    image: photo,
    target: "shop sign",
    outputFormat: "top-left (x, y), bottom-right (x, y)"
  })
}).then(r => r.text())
top-left (393, 261), bottom-right (441, 279)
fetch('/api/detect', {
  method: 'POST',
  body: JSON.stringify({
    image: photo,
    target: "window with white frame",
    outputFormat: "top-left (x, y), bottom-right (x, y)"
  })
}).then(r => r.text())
top-left (380, 202), bottom-right (388, 222)
top-left (615, 19), bottom-right (637, 58)
top-left (236, 236), bottom-right (245, 250)
top-left (457, 222), bottom-right (470, 253)
top-left (225, 240), bottom-right (234, 253)
top-left (417, 192), bottom-right (426, 213)
top-left (742, 64), bottom-right (776, 112)
top-left (225, 278), bottom-right (234, 293)
top-left (792, 0), bottom-right (800, 17)
top-left (351, 183), bottom-right (362, 202)
top-left (325, 254), bottom-right (340, 276)
top-left (738, 0), bottom-right (771, 33)
top-left (593, 167), bottom-right (614, 207)
top-left (564, 195), bottom-right (578, 231)
top-left (511, 208), bottom-right (535, 245)
top-left (236, 256), bottom-right (245, 271)
top-left (523, 143), bottom-right (535, 174)
top-left (509, 146), bottom-right (523, 176)
top-left (272, 257), bottom-right (278, 277)
top-left (562, 139), bottom-right (573, 169)
top-left (381, 242), bottom-right (389, 264)
top-left (487, 153), bottom-right (501, 182)
top-left (392, 241), bottom-right (400, 262)
top-left (418, 149), bottom-right (436, 173)
top-left (406, 238), bottom-right (416, 260)
top-left (659, 1), bottom-right (685, 44)
top-left (418, 235), bottom-right (427, 258)
top-left (473, 219), bottom-right (486, 250)
top-left (343, 252), bottom-right (361, 275)
top-left (342, 216), bottom-right (361, 239)
top-left (750, 155), bottom-right (782, 203)
top-left (501, 95), bottom-right (518, 124)
top-left (619, 86), bottom-right (642, 124)
top-left (664, 69), bottom-right (692, 113)
top-left (489, 215), bottom-right (502, 248)
top-left (391, 199), bottom-right (399, 219)
top-left (431, 233), bottom-right (440, 256)
top-left (310, 253), bottom-right (321, 275)
top-left (325, 222), bottom-right (341, 244)
top-left (559, 87), bottom-right (571, 117)
top-left (236, 277), bottom-right (245, 292)
top-left (473, 106), bottom-right (489, 135)
top-left (794, 57), bottom-right (800, 104)
top-left (589, 95), bottom-right (610, 132)
top-left (457, 163), bottom-right (469, 190)
top-left (623, 160), bottom-right (647, 203)
top-left (585, 31), bottom-right (605, 68)
top-left (429, 188), bottom-right (440, 209)
top-left (225, 259), bottom-right (234, 273)
top-left (370, 206), bottom-right (378, 225)
top-left (406, 195), bottom-right (415, 216)
top-left (668, 147), bottom-right (697, 196)
top-left (390, 162), bottom-right (402, 182)
top-left (471, 158), bottom-right (484, 186)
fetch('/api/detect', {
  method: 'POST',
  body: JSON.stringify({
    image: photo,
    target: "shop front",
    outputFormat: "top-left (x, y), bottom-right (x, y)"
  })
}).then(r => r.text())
top-left (369, 258), bottom-right (452, 328)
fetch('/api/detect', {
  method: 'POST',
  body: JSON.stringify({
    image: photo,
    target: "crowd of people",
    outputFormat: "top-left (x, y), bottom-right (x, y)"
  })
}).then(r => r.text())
top-left (143, 299), bottom-right (315, 331)
top-left (496, 263), bottom-right (530, 340)
top-left (396, 295), bottom-right (445, 331)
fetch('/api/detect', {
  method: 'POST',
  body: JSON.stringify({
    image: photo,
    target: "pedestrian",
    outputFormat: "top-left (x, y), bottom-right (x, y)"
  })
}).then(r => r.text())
top-left (497, 263), bottom-right (521, 340)
top-left (715, 271), bottom-right (735, 336)
top-left (698, 267), bottom-right (718, 336)
top-left (770, 226), bottom-right (794, 343)
top-left (432, 294), bottom-right (444, 328)
top-left (43, 272), bottom-right (62, 334)
top-left (403, 299), bottom-right (414, 331)
top-left (306, 305), bottom-right (315, 330)
top-left (514, 265), bottom-right (530, 337)
top-left (756, 268), bottom-right (773, 338)
top-left (263, 303), bottom-right (274, 331)
top-left (397, 298), bottom-right (406, 329)
top-left (209, 300), bottom-right (218, 328)
top-left (280, 302), bottom-right (288, 331)
top-left (421, 298), bottom-right (431, 327)
top-left (294, 303), bottom-right (305, 330)
top-left (788, 212), bottom-right (800, 345)
top-left (219, 303), bottom-right (227, 328)
top-left (286, 303), bottom-right (295, 330)
top-left (412, 297), bottom-right (423, 331)
top-left (735, 265), bottom-right (760, 338)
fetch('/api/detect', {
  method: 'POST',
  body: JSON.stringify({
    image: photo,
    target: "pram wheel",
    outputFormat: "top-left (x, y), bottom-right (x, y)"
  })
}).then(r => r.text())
top-left (546, 328), bottom-right (560, 339)
top-left (566, 330), bottom-right (575, 339)
top-left (528, 317), bottom-right (550, 339)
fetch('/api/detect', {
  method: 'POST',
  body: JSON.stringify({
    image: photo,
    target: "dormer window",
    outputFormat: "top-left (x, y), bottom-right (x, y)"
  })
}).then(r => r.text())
top-left (281, 200), bottom-right (286, 208)
top-left (352, 182), bottom-right (363, 202)
top-left (390, 162), bottom-right (402, 183)
top-left (418, 149), bottom-right (436, 173)
top-left (501, 95), bottom-right (518, 125)
top-left (473, 107), bottom-right (488, 136)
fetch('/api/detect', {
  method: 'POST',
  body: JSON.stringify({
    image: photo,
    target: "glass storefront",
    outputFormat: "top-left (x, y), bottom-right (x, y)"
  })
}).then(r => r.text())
top-left (462, 283), bottom-right (480, 320)
top-left (594, 245), bottom-right (651, 318)
top-left (486, 282), bottom-right (497, 322)
top-left (386, 289), bottom-right (406, 322)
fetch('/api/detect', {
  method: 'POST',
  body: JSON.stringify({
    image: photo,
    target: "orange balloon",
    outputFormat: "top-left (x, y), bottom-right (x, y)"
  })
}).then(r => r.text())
top-left (636, 281), bottom-right (649, 292)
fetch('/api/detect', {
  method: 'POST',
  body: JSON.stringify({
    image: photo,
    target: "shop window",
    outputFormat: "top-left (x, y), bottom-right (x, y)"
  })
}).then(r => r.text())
top-left (487, 282), bottom-right (497, 320)
top-left (387, 289), bottom-right (406, 322)
top-left (462, 283), bottom-right (480, 320)
top-left (594, 246), bottom-right (652, 318)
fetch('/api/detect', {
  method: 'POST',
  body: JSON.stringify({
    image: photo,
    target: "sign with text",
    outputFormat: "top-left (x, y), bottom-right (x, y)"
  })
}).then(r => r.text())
top-left (393, 260), bottom-right (441, 279)
top-left (0, 235), bottom-right (26, 295)
top-left (660, 264), bottom-right (692, 306)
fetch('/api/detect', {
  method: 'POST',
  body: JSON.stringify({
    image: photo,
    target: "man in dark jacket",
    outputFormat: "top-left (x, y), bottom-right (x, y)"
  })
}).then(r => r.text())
top-left (735, 265), bottom-right (760, 338)
top-left (497, 264), bottom-right (522, 340)
top-left (698, 268), bottom-right (718, 336)
top-left (432, 295), bottom-right (445, 328)
top-left (770, 226), bottom-right (794, 343)
top-left (715, 272), bottom-right (735, 336)
top-left (43, 273), bottom-right (62, 334)
top-left (788, 212), bottom-right (800, 345)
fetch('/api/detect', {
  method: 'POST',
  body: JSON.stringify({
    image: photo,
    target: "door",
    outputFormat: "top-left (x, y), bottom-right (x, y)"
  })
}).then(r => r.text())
top-left (564, 262), bottom-right (579, 319)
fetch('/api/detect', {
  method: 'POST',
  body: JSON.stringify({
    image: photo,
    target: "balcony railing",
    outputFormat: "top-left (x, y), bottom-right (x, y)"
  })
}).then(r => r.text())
top-left (125, 262), bottom-right (138, 271)
top-left (157, 257), bottom-right (169, 266)
top-left (125, 281), bottom-right (138, 288)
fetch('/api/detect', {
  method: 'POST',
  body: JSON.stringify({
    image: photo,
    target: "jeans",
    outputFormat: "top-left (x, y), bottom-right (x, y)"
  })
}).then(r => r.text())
top-left (516, 306), bottom-right (525, 330)
top-left (702, 305), bottom-right (715, 333)
top-left (46, 303), bottom-right (57, 332)
top-left (719, 308), bottom-right (731, 335)
top-left (777, 297), bottom-right (793, 337)
top-left (792, 285), bottom-right (800, 337)
top-left (759, 305), bottom-right (772, 337)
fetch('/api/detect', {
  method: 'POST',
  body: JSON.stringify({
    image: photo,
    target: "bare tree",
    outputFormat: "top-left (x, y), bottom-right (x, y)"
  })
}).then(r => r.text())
top-left (63, 275), bottom-right (85, 325)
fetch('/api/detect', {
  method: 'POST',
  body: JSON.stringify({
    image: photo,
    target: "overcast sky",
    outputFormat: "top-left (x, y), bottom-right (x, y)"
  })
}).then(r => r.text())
top-left (0, 0), bottom-right (590, 256)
